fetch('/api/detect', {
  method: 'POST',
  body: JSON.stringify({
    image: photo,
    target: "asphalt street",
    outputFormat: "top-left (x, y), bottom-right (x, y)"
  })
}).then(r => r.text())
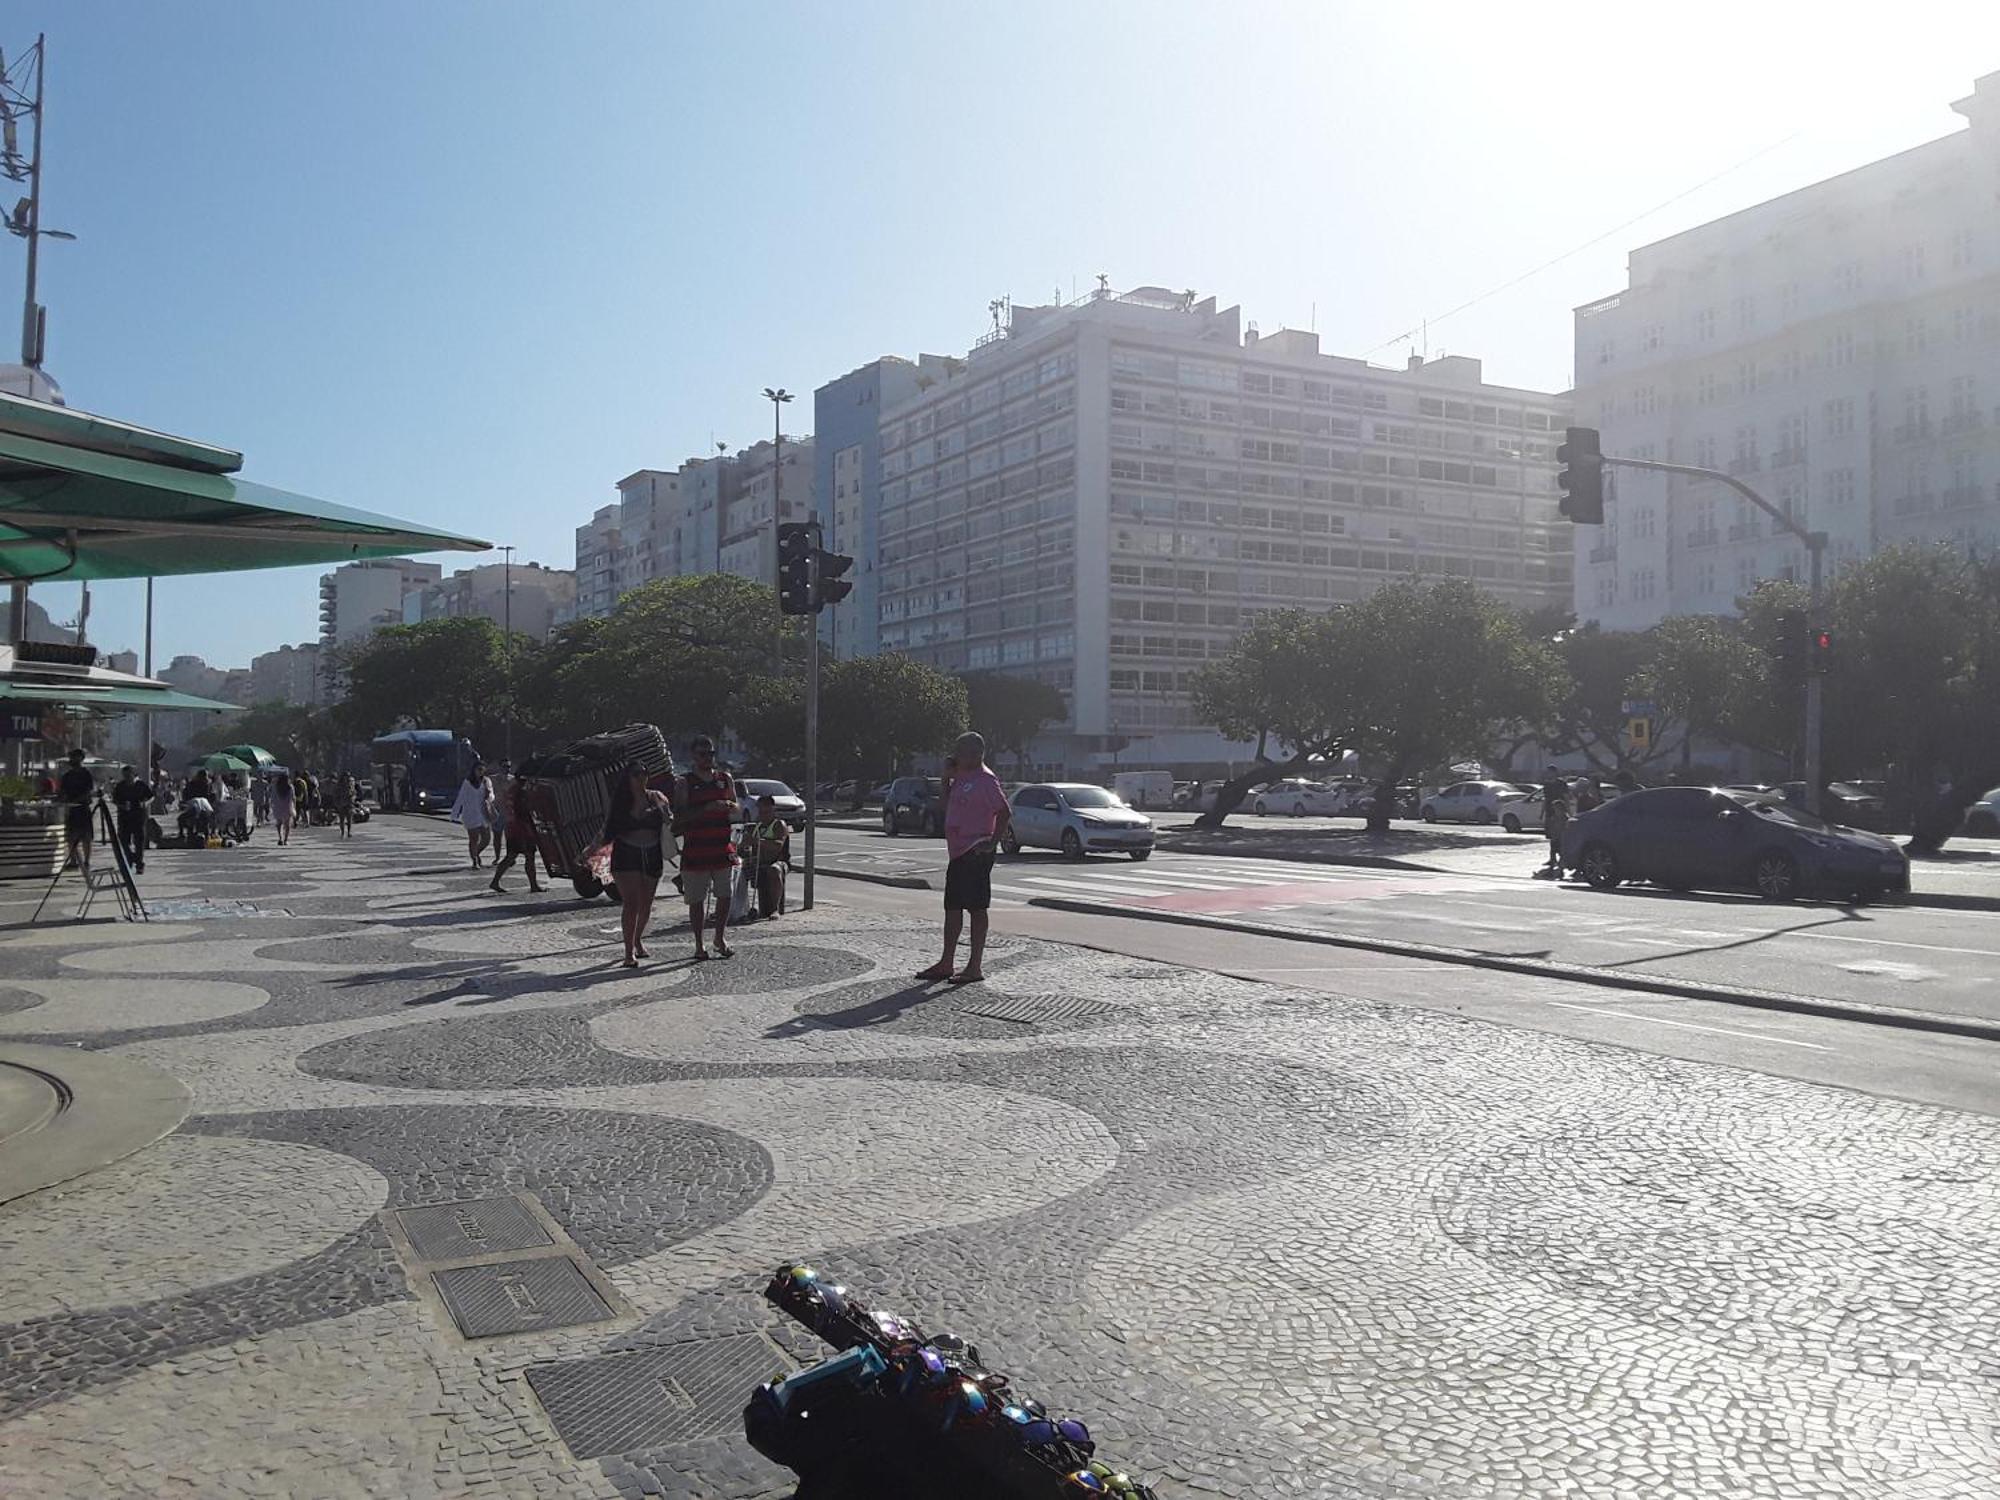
top-left (813, 822), bottom-right (2000, 1027)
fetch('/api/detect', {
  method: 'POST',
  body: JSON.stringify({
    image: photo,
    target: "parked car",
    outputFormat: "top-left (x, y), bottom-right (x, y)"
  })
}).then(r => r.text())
top-left (1561, 785), bottom-right (1910, 902)
top-left (881, 775), bottom-right (945, 837)
top-left (1005, 783), bottom-right (1155, 860)
top-left (1418, 780), bottom-right (1536, 824)
top-left (1498, 789), bottom-right (1547, 833)
top-left (741, 778), bottom-right (807, 830)
top-left (1174, 780), bottom-right (1226, 811)
top-left (1777, 780), bottom-right (1892, 832)
top-left (1253, 780), bottom-right (1345, 816)
top-left (1962, 786), bottom-right (2000, 838)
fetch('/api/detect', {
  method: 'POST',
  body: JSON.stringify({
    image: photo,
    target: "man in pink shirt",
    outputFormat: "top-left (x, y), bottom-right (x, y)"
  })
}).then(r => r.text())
top-left (917, 731), bottom-right (1012, 985)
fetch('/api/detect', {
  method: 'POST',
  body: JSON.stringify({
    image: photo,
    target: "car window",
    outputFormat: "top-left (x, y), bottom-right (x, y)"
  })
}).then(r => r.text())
top-left (1748, 799), bottom-right (1838, 832)
top-left (1646, 787), bottom-right (1722, 821)
top-left (1061, 787), bottom-right (1121, 809)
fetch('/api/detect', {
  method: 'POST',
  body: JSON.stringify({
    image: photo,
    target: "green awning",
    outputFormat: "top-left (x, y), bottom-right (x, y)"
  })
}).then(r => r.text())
top-left (0, 681), bottom-right (237, 712)
top-left (0, 408), bottom-right (488, 582)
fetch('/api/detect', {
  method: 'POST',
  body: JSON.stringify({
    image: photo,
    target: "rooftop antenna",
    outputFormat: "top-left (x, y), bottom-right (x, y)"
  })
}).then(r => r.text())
top-left (1095, 272), bottom-right (1110, 299)
top-left (988, 297), bottom-right (1008, 338)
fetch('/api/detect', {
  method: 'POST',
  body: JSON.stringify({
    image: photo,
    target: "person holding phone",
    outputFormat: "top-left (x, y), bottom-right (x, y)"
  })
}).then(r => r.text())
top-left (916, 731), bottom-right (1011, 985)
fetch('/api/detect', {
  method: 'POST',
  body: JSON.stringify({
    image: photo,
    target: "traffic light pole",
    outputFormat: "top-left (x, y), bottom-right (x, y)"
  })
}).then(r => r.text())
top-left (1597, 454), bottom-right (1827, 816)
top-left (803, 539), bottom-right (818, 912)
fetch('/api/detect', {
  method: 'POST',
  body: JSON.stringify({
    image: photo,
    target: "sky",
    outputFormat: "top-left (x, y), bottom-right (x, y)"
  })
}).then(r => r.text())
top-left (9, 0), bottom-right (2000, 669)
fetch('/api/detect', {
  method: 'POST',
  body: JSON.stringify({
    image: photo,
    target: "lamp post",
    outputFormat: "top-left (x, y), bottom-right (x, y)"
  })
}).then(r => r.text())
top-left (499, 545), bottom-right (515, 764)
top-left (765, 385), bottom-right (813, 907)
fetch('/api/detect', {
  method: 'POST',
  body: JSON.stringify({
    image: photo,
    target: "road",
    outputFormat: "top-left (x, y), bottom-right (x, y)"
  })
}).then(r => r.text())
top-left (811, 821), bottom-right (2000, 1028)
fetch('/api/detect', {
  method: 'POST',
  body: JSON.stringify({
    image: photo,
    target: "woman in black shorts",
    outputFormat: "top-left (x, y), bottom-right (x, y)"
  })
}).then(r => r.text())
top-left (601, 763), bottom-right (671, 967)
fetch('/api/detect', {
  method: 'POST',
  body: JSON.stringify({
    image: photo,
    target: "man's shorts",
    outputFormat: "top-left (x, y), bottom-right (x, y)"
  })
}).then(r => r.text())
top-left (64, 804), bottom-right (93, 844)
top-left (943, 850), bottom-right (995, 911)
top-left (681, 865), bottom-right (733, 907)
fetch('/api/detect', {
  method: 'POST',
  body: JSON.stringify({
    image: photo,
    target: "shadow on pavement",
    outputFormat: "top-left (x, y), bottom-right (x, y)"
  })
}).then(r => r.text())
top-left (763, 983), bottom-right (938, 1037)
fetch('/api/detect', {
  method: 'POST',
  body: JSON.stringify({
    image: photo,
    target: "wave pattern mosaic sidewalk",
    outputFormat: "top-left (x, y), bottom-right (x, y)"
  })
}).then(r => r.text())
top-left (0, 820), bottom-right (1996, 1498)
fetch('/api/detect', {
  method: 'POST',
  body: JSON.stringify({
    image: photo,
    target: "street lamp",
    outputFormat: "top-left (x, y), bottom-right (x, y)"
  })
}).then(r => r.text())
top-left (763, 387), bottom-right (792, 653)
top-left (499, 545), bottom-right (515, 764)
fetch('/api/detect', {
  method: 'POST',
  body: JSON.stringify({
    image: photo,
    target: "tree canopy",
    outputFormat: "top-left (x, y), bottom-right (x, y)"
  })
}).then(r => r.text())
top-left (961, 671), bottom-right (1068, 771)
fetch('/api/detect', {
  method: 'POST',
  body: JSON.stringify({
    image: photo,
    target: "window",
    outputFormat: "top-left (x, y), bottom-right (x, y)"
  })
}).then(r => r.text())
top-left (1903, 243), bottom-right (1928, 283)
top-left (1823, 397), bottom-right (1854, 437)
top-left (1824, 467), bottom-right (1855, 507)
top-left (1693, 307), bottom-right (1716, 342)
top-left (1695, 371), bottom-right (1719, 406)
top-left (1828, 329), bottom-right (1855, 367)
top-left (1834, 259), bottom-right (1863, 295)
top-left (1734, 295), bottom-right (1757, 331)
top-left (1633, 384), bottom-right (1657, 416)
top-left (1642, 322), bottom-right (1663, 352)
top-left (1906, 315), bottom-right (1930, 354)
top-left (1951, 226), bottom-right (1975, 271)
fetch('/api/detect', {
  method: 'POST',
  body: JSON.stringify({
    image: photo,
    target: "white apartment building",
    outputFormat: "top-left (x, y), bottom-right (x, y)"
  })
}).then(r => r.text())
top-left (403, 561), bottom-right (576, 641)
top-left (1573, 71), bottom-right (2000, 630)
top-left (317, 558), bottom-right (441, 650)
top-left (571, 443), bottom-right (814, 619)
top-left (875, 286), bottom-right (1572, 769)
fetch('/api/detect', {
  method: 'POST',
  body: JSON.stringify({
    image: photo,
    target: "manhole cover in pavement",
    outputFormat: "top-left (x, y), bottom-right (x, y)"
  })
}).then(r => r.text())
top-left (433, 1257), bottom-right (614, 1338)
top-left (527, 1335), bottom-right (783, 1458)
top-left (395, 1196), bottom-right (552, 1262)
top-left (969, 992), bottom-right (1119, 1026)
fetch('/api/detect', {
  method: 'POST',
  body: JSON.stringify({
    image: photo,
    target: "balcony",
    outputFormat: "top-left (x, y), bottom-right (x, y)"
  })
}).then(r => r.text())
top-left (1726, 454), bottom-right (1763, 475)
top-left (1588, 543), bottom-right (1618, 564)
top-left (1942, 409), bottom-right (1986, 437)
top-left (1941, 483), bottom-right (1982, 511)
top-left (1893, 420), bottom-right (1935, 445)
top-left (1770, 447), bottom-right (1808, 468)
top-left (1685, 528), bottom-right (1720, 549)
top-left (1726, 521), bottom-right (1762, 541)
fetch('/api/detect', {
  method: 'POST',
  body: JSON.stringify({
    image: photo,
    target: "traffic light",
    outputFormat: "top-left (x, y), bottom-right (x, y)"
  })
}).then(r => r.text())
top-left (1810, 626), bottom-right (1834, 671)
top-left (1771, 607), bottom-right (1807, 688)
top-left (1556, 426), bottom-right (1604, 524)
top-left (777, 522), bottom-right (814, 615)
top-left (813, 546), bottom-right (855, 609)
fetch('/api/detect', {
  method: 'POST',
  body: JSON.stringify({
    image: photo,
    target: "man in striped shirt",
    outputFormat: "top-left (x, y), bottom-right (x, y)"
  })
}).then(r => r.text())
top-left (673, 735), bottom-right (741, 959)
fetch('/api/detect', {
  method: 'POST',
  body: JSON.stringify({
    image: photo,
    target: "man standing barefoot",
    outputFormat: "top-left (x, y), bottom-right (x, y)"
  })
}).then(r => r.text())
top-left (917, 731), bottom-right (1011, 986)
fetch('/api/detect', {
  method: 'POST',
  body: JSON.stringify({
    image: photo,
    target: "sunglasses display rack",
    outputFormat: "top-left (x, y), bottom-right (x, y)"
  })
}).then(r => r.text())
top-left (744, 1263), bottom-right (1159, 1500)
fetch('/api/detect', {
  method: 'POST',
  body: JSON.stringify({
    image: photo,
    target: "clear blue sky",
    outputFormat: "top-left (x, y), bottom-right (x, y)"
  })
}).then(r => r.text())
top-left (10, 0), bottom-right (1998, 668)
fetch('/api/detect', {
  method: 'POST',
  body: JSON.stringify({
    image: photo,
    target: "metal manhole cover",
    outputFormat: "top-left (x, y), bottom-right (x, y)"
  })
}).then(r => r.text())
top-left (433, 1257), bottom-right (614, 1339)
top-left (527, 1335), bottom-right (782, 1458)
top-left (396, 1196), bottom-right (552, 1262)
top-left (968, 992), bottom-right (1119, 1026)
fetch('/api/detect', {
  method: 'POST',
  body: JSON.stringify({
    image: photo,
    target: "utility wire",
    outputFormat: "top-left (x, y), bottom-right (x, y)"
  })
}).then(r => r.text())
top-left (1363, 132), bottom-right (1803, 357)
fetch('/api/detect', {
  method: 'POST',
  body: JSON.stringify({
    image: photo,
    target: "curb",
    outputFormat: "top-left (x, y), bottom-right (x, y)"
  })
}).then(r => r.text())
top-left (1025, 895), bottom-right (2000, 1044)
top-left (818, 865), bottom-right (932, 891)
top-left (1157, 839), bottom-right (2000, 914)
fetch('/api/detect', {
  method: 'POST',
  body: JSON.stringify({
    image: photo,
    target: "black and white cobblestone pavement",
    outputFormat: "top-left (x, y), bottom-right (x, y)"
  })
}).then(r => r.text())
top-left (1, 817), bottom-right (1996, 1498)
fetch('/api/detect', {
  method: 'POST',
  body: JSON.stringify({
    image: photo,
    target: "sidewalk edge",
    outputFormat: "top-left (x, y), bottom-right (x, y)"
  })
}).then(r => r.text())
top-left (1025, 896), bottom-right (2000, 1043)
top-left (818, 865), bottom-right (933, 891)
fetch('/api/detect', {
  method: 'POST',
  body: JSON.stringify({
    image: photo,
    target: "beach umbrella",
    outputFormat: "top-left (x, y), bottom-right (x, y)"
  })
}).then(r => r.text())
top-left (194, 752), bottom-right (253, 775)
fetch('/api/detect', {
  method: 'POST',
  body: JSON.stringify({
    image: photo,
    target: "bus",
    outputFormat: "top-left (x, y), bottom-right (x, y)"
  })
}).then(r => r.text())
top-left (370, 730), bottom-right (478, 813)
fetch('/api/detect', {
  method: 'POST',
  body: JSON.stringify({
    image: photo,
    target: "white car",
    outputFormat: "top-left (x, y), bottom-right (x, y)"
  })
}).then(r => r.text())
top-left (1005, 783), bottom-right (1155, 860)
top-left (1252, 780), bottom-right (1345, 816)
top-left (1419, 780), bottom-right (1537, 824)
top-left (1498, 789), bottom-right (1547, 833)
top-left (1963, 786), bottom-right (2000, 839)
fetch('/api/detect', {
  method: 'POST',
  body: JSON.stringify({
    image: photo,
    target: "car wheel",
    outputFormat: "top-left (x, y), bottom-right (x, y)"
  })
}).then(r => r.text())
top-left (1473, 806), bottom-right (1495, 824)
top-left (603, 883), bottom-right (624, 905)
top-left (882, 811), bottom-right (898, 837)
top-left (1578, 842), bottom-right (1622, 890)
top-left (571, 873), bottom-right (603, 900)
top-left (1969, 810), bottom-right (2000, 838)
top-left (1061, 828), bottom-right (1085, 862)
top-left (1501, 814), bottom-right (1522, 834)
top-left (1002, 830), bottom-right (1021, 856)
top-left (1420, 805), bottom-right (1438, 823)
top-left (1255, 800), bottom-right (1268, 816)
top-left (1753, 850), bottom-right (1800, 901)
top-left (1129, 849), bottom-right (1151, 861)
top-left (1846, 887), bottom-right (1875, 907)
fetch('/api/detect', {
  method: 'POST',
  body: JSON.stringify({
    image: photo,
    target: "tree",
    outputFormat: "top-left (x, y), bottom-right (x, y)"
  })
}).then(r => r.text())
top-left (1631, 613), bottom-right (1776, 771)
top-left (730, 654), bottom-right (969, 788)
top-left (961, 671), bottom-right (1067, 774)
top-left (340, 617), bottom-right (516, 752)
top-left (1189, 581), bottom-right (1564, 828)
top-left (1533, 623), bottom-right (1675, 775)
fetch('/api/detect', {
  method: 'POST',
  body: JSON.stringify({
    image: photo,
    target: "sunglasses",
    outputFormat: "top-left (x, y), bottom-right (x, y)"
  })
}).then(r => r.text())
top-left (1002, 1406), bottom-right (1092, 1452)
top-left (939, 1378), bottom-right (995, 1431)
top-left (1086, 1462), bottom-right (1153, 1498)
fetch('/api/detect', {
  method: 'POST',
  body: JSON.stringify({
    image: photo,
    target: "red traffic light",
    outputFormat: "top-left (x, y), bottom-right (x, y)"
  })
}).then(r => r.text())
top-left (1812, 629), bottom-right (1833, 651)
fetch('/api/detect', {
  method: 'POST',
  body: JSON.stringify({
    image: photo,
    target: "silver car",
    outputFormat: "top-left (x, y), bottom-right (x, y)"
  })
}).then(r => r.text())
top-left (1004, 783), bottom-right (1155, 861)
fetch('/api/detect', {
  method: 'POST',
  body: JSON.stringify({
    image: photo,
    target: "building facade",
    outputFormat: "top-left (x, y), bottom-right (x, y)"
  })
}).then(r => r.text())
top-left (317, 559), bottom-right (441, 650)
top-left (872, 286), bottom-right (1572, 768)
top-left (248, 642), bottom-right (322, 707)
top-left (571, 443), bottom-right (814, 620)
top-left (1572, 70), bottom-right (2000, 630)
top-left (402, 561), bottom-right (576, 641)
top-left (813, 356), bottom-right (952, 659)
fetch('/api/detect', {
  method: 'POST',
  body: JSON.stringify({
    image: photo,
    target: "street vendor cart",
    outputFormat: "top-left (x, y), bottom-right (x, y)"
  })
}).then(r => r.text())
top-left (513, 722), bottom-right (673, 901)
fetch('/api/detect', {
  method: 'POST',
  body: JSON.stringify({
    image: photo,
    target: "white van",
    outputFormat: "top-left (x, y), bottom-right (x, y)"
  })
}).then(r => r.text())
top-left (1111, 771), bottom-right (1174, 811)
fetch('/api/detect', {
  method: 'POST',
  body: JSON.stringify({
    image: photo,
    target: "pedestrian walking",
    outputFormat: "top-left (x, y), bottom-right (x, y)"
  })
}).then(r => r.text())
top-left (271, 771), bottom-right (297, 846)
top-left (916, 731), bottom-right (1011, 985)
top-left (488, 768), bottom-right (544, 894)
top-left (57, 749), bottom-right (96, 873)
top-left (111, 764), bottom-right (152, 875)
top-left (1538, 766), bottom-right (1571, 876)
top-left (450, 763), bottom-right (496, 867)
top-left (671, 735), bottom-right (739, 960)
top-left (602, 763), bottom-right (670, 965)
top-left (251, 774), bottom-right (270, 829)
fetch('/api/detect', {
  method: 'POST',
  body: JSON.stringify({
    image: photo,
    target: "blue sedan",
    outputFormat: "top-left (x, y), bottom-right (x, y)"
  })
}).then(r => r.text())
top-left (1560, 786), bottom-right (1910, 902)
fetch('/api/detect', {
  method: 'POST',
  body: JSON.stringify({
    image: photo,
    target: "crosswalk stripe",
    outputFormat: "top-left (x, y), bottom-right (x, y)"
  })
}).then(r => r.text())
top-left (1012, 875), bottom-right (1173, 898)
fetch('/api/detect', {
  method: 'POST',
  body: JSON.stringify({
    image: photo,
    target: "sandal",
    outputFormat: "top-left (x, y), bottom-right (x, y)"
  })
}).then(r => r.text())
top-left (948, 971), bottom-right (986, 985)
top-left (714, 942), bottom-right (735, 959)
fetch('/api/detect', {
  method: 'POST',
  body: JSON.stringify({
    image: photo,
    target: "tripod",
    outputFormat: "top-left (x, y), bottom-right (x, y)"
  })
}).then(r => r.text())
top-left (31, 794), bottom-right (148, 923)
